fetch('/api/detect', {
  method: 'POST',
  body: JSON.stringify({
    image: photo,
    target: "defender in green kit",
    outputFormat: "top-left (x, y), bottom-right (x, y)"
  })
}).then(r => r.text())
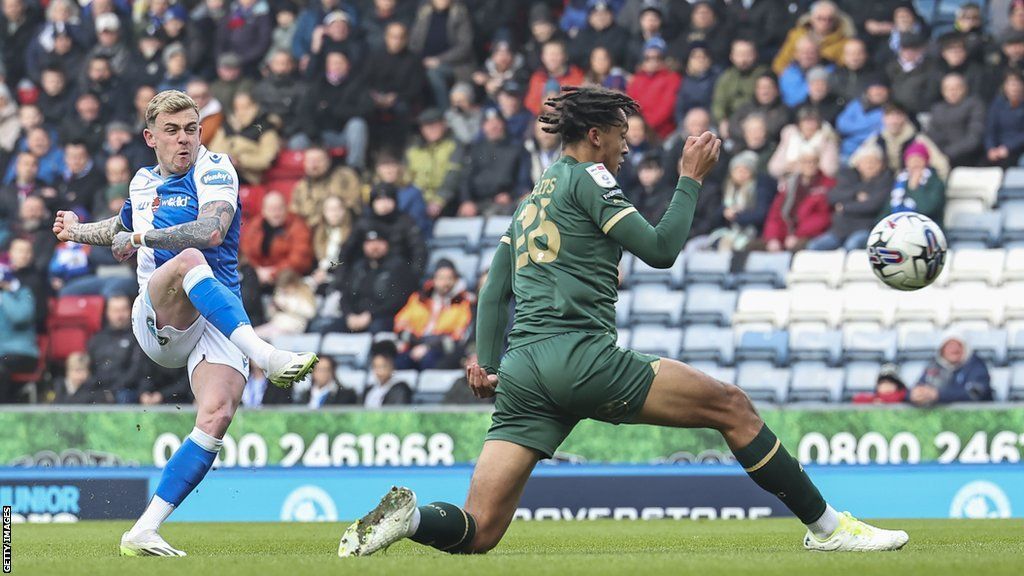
top-left (338, 87), bottom-right (909, 557)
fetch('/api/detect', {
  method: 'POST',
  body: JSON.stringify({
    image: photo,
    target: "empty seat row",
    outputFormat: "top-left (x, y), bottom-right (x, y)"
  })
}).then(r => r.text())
top-left (328, 368), bottom-right (464, 403)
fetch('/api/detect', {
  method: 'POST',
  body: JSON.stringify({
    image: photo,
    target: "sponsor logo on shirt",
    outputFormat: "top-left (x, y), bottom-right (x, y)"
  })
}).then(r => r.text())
top-left (201, 169), bottom-right (234, 186)
top-left (161, 196), bottom-right (189, 208)
top-left (586, 163), bottom-right (618, 188)
top-left (602, 188), bottom-right (624, 201)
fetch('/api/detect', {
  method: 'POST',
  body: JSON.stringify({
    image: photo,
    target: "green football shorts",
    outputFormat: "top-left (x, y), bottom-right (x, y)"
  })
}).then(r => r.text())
top-left (485, 331), bottom-right (661, 458)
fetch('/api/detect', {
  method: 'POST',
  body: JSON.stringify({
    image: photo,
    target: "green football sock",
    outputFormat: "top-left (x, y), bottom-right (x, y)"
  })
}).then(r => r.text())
top-left (410, 502), bottom-right (477, 553)
top-left (732, 424), bottom-right (827, 524)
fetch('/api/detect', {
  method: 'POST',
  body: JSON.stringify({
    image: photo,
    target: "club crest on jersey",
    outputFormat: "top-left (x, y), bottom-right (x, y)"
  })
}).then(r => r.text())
top-left (150, 197), bottom-right (160, 212)
top-left (586, 163), bottom-right (617, 188)
top-left (201, 169), bottom-right (234, 186)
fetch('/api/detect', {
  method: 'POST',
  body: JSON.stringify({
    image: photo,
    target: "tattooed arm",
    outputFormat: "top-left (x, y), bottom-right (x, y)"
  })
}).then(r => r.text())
top-left (111, 200), bottom-right (236, 258)
top-left (53, 211), bottom-right (125, 246)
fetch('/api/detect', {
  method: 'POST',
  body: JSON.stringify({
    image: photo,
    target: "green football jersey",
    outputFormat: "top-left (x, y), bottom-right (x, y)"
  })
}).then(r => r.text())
top-left (502, 155), bottom-right (638, 350)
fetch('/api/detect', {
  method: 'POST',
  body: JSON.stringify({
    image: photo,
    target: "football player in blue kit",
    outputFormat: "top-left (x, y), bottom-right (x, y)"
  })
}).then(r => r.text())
top-left (52, 90), bottom-right (318, 556)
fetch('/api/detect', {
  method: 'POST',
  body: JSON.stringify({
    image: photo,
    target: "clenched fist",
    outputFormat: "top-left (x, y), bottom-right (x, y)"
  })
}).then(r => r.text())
top-left (678, 131), bottom-right (722, 185)
top-left (52, 210), bottom-right (79, 242)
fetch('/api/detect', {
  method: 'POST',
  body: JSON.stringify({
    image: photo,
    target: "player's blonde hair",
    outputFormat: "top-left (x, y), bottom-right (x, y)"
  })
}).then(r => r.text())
top-left (146, 90), bottom-right (200, 128)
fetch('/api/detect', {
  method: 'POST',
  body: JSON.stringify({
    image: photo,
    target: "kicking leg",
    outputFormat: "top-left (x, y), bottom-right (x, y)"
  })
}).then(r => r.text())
top-left (338, 440), bottom-right (539, 556)
top-left (636, 358), bottom-right (908, 552)
top-left (121, 362), bottom-right (244, 556)
top-left (146, 248), bottom-right (316, 386)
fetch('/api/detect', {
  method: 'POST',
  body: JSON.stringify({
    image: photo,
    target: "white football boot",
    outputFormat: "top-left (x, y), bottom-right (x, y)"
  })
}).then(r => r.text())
top-left (119, 530), bottom-right (187, 557)
top-left (338, 486), bottom-right (417, 557)
top-left (803, 512), bottom-right (909, 552)
top-left (266, 351), bottom-right (318, 388)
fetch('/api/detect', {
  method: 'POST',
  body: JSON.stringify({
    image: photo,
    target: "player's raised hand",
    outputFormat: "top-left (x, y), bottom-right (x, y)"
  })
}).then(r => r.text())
top-left (466, 363), bottom-right (498, 399)
top-left (678, 131), bottom-right (722, 185)
top-left (52, 210), bottom-right (79, 242)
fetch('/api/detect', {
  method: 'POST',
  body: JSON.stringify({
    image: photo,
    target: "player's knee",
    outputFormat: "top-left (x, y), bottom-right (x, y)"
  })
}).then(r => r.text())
top-left (175, 248), bottom-right (207, 274)
top-left (719, 383), bottom-right (761, 433)
top-left (196, 404), bottom-right (235, 437)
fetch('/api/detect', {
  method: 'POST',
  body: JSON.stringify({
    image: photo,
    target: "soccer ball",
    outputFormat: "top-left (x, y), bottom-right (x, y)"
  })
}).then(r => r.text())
top-left (866, 212), bottom-right (947, 291)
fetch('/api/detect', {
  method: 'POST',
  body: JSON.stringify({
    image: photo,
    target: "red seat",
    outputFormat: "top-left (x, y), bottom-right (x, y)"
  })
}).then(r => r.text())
top-left (238, 184), bottom-right (265, 219)
top-left (51, 295), bottom-right (105, 334)
top-left (265, 150), bottom-right (306, 181)
top-left (264, 178), bottom-right (300, 202)
top-left (10, 336), bottom-right (49, 384)
top-left (47, 326), bottom-right (90, 362)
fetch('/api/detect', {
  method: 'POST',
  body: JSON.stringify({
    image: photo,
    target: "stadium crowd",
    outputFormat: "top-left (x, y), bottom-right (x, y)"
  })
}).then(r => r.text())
top-left (0, 0), bottom-right (1012, 406)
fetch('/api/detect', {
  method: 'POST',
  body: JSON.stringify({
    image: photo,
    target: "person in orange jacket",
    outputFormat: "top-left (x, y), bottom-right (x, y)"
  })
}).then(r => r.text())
top-left (393, 258), bottom-right (474, 370)
top-left (239, 190), bottom-right (314, 293)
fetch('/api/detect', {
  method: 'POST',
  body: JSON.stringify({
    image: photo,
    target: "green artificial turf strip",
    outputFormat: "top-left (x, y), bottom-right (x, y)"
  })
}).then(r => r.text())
top-left (11, 519), bottom-right (1021, 576)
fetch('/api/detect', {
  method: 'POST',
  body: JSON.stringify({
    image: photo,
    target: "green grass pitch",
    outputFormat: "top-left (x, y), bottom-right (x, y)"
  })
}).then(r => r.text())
top-left (12, 519), bottom-right (1021, 576)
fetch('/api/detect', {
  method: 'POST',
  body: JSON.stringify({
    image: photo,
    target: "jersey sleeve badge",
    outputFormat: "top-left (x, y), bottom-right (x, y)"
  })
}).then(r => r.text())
top-left (585, 163), bottom-right (618, 189)
top-left (200, 169), bottom-right (234, 186)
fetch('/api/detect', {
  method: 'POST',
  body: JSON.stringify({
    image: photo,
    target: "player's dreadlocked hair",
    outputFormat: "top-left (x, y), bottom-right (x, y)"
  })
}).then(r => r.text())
top-left (538, 86), bottom-right (640, 144)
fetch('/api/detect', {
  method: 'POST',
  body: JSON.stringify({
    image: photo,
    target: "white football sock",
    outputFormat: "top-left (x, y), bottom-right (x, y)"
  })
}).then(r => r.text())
top-left (806, 504), bottom-right (841, 539)
top-left (129, 495), bottom-right (175, 536)
top-left (229, 325), bottom-right (276, 372)
top-left (407, 506), bottom-right (422, 537)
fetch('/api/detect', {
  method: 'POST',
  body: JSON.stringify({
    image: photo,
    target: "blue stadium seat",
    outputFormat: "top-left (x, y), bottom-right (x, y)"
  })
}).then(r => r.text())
top-left (843, 362), bottom-right (883, 400)
top-left (482, 216), bottom-right (513, 245)
top-left (320, 333), bottom-right (374, 368)
top-left (946, 166), bottom-right (1002, 208)
top-left (842, 326), bottom-right (897, 362)
top-left (787, 250), bottom-right (845, 287)
top-left (736, 362), bottom-right (790, 403)
top-left (682, 286), bottom-right (736, 326)
top-left (415, 370), bottom-right (464, 404)
top-left (1000, 167), bottom-right (1024, 201)
top-left (680, 325), bottom-right (735, 365)
top-left (898, 361), bottom-right (928, 388)
top-left (736, 251), bottom-right (792, 288)
top-left (616, 291), bottom-right (633, 328)
top-left (945, 210), bottom-right (1003, 247)
top-left (630, 288), bottom-right (685, 325)
top-left (630, 254), bottom-right (685, 287)
top-left (1008, 322), bottom-right (1024, 361)
top-left (1009, 362), bottom-right (1024, 401)
top-left (1000, 201), bottom-right (1024, 243)
top-left (335, 368), bottom-right (368, 395)
top-left (271, 333), bottom-right (322, 354)
top-left (733, 289), bottom-right (790, 327)
top-left (789, 362), bottom-right (844, 403)
top-left (896, 325), bottom-right (945, 361)
top-left (631, 325), bottom-right (683, 358)
top-left (684, 252), bottom-right (732, 286)
top-left (965, 329), bottom-right (1008, 366)
top-left (616, 329), bottom-right (632, 349)
top-left (990, 367), bottom-right (1011, 402)
top-left (429, 217), bottom-right (484, 250)
top-left (789, 285), bottom-right (841, 326)
top-left (735, 329), bottom-right (788, 365)
top-left (789, 325), bottom-right (842, 364)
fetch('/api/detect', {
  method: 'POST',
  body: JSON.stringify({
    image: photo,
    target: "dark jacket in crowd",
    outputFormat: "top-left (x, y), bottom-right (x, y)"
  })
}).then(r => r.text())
top-left (917, 353), bottom-right (992, 403)
top-left (361, 380), bottom-right (414, 405)
top-left (298, 384), bottom-right (359, 406)
top-left (985, 94), bottom-right (1024, 165)
top-left (298, 72), bottom-right (374, 141)
top-left (59, 165), bottom-right (107, 215)
top-left (927, 96), bottom-right (987, 167)
top-left (87, 326), bottom-right (148, 400)
top-left (675, 67), bottom-right (721, 125)
top-left (335, 252), bottom-right (416, 322)
top-left (364, 46), bottom-right (427, 115)
top-left (217, 0), bottom-right (273, 74)
top-left (461, 135), bottom-right (521, 204)
top-left (252, 73), bottom-right (307, 138)
top-left (826, 166), bottom-right (894, 240)
top-left (886, 56), bottom-right (941, 116)
top-left (345, 209), bottom-right (428, 277)
top-left (568, 22), bottom-right (631, 69)
top-left (52, 377), bottom-right (112, 404)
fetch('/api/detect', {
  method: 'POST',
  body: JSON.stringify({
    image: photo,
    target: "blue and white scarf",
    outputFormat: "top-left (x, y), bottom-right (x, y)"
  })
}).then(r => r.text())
top-left (889, 168), bottom-right (932, 213)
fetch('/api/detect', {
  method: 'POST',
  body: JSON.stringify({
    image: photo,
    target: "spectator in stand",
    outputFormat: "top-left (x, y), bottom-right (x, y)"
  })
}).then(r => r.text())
top-left (347, 183), bottom-right (427, 274)
top-left (365, 21), bottom-right (426, 156)
top-left (209, 91), bottom-right (280, 184)
top-left (294, 50), bottom-right (371, 171)
top-left (444, 82), bottom-right (483, 146)
top-left (494, 81), bottom-right (532, 143)
top-left (807, 144), bottom-right (892, 251)
top-left (36, 66), bottom-right (73, 130)
top-left (409, 0), bottom-right (475, 110)
top-left (760, 148), bottom-right (834, 252)
top-left (911, 332), bottom-right (992, 406)
top-left (927, 73), bottom-right (987, 168)
top-left (674, 43), bottom-right (721, 126)
top-left (185, 79), bottom-right (224, 147)
top-left (4, 127), bottom-right (64, 186)
top-left (836, 74), bottom-right (890, 161)
top-left (583, 46), bottom-right (628, 92)
top-left (852, 364), bottom-right (907, 404)
top-left (615, 114), bottom-right (653, 191)
top-left (241, 364), bottom-right (292, 408)
top-left (985, 70), bottom-right (1024, 167)
top-left (1002, 0), bottom-right (1024, 45)
top-left (458, 109), bottom-right (521, 217)
top-left (845, 0), bottom-right (901, 57)
top-left (368, 154), bottom-right (431, 236)
top-left (138, 360), bottom-right (193, 406)
top-left (859, 103), bottom-right (949, 179)
top-left (94, 154), bottom-right (131, 219)
top-left (59, 140), bottom-right (106, 217)
top-left (217, 0), bottom-right (272, 76)
top-left (772, 0), bottom-right (853, 75)
top-left (101, 121), bottom-right (153, 175)
top-left (156, 43), bottom-right (191, 93)
top-left (405, 108), bottom-right (464, 219)
top-left (830, 38), bottom-right (873, 107)
top-left (292, 0), bottom-right (353, 69)
top-left (393, 258), bottom-right (474, 370)
top-left (253, 49), bottom-right (307, 146)
top-left (8, 196), bottom-right (57, 275)
top-left (307, 10), bottom-right (365, 78)
top-left (875, 2), bottom-right (930, 66)
top-left (7, 238), bottom-right (49, 332)
top-left (87, 294), bottom-right (147, 404)
top-left (363, 340), bottom-right (413, 406)
top-left (768, 106), bottom-right (840, 180)
top-left (666, 0), bottom-right (731, 67)
top-left (254, 269), bottom-right (317, 338)
top-left (310, 195), bottom-right (355, 289)
top-left (88, 12), bottom-right (131, 76)
top-left (629, 153), bottom-right (674, 224)
top-left (0, 153), bottom-right (42, 222)
top-left (325, 227), bottom-right (415, 333)
top-left (953, 2), bottom-right (994, 65)
top-left (779, 36), bottom-right (831, 109)
top-left (804, 66), bottom-right (842, 125)
top-left (935, 32), bottom-right (994, 104)
top-left (519, 117), bottom-right (562, 197)
top-left (59, 93), bottom-right (106, 153)
top-left (662, 107), bottom-right (725, 184)
top-left (622, 0), bottom-right (664, 71)
top-left (240, 191), bottom-right (314, 293)
top-left (883, 142), bottom-right (945, 224)
top-left (299, 355), bottom-right (358, 407)
top-left (0, 0), bottom-right (42, 91)
top-left (525, 39), bottom-right (585, 116)
top-left (0, 262), bottom-right (37, 402)
top-left (729, 72), bottom-right (790, 145)
top-left (569, 0), bottom-right (630, 70)
top-left (52, 351), bottom-right (110, 404)
top-left (80, 55), bottom-right (131, 122)
top-left (211, 53), bottom-right (255, 116)
top-left (627, 37), bottom-right (681, 140)
top-left (711, 39), bottom-right (767, 139)
top-left (522, 5), bottom-right (564, 72)
top-left (472, 39), bottom-right (528, 101)
top-left (0, 85), bottom-right (18, 155)
top-left (125, 31), bottom-right (164, 90)
top-left (362, 0), bottom-right (412, 54)
top-left (27, 3), bottom-right (87, 84)
top-left (48, 240), bottom-right (93, 295)
top-left (289, 146), bottom-right (363, 228)
top-left (884, 31), bottom-right (938, 117)
top-left (688, 150), bottom-right (774, 252)
top-left (442, 345), bottom-right (494, 404)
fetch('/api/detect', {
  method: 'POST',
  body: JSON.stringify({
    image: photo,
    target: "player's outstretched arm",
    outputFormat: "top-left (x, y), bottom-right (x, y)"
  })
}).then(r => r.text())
top-left (113, 200), bottom-right (235, 254)
top-left (605, 132), bottom-right (721, 268)
top-left (475, 239), bottom-right (513, 377)
top-left (53, 211), bottom-right (125, 246)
